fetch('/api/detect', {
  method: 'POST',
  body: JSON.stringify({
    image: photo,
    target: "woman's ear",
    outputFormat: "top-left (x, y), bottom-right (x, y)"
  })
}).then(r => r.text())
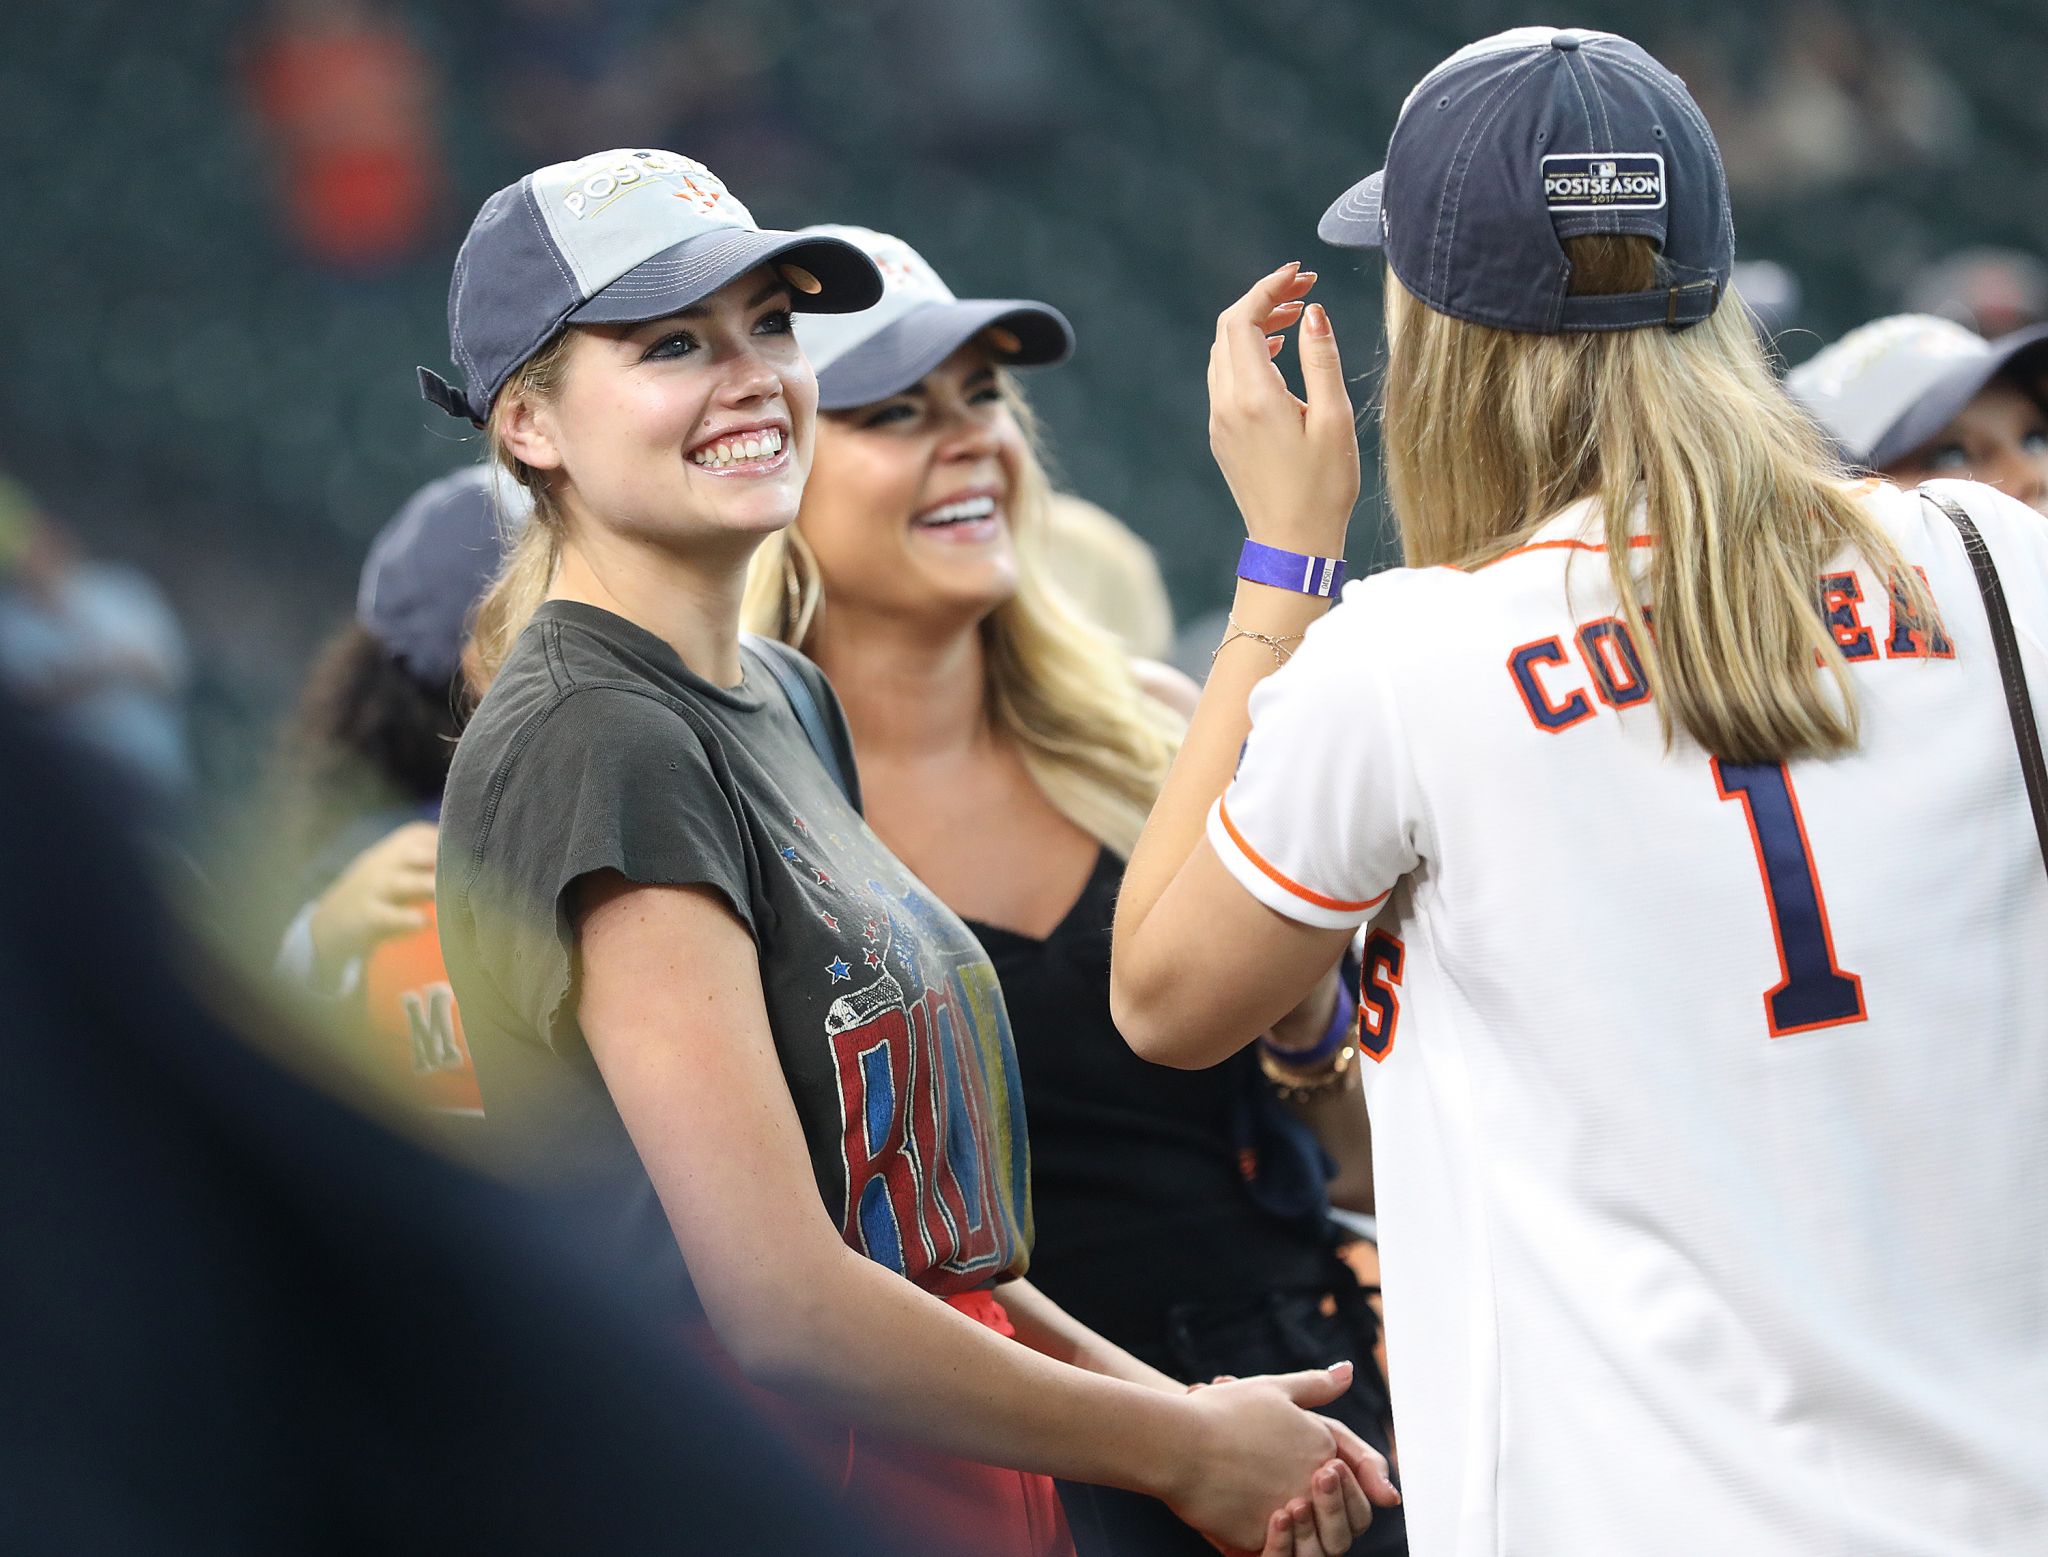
top-left (497, 387), bottom-right (564, 472)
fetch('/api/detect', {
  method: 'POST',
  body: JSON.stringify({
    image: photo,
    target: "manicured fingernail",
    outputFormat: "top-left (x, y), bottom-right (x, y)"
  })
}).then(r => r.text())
top-left (1328, 1357), bottom-right (1351, 1374)
top-left (1306, 304), bottom-right (1331, 333)
top-left (1317, 1467), bottom-right (1339, 1491)
top-left (1298, 270), bottom-right (1318, 284)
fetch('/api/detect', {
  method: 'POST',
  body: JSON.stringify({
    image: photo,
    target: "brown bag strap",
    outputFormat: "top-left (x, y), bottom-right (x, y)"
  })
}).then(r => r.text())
top-left (1924, 492), bottom-right (2048, 875)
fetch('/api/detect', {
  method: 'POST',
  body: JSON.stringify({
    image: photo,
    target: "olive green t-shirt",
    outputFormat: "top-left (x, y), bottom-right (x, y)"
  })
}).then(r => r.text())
top-left (438, 601), bottom-right (1032, 1305)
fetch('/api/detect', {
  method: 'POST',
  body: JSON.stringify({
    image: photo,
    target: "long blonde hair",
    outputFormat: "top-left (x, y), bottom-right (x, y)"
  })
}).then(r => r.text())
top-left (468, 329), bottom-right (577, 689)
top-left (742, 378), bottom-right (1181, 856)
top-left (1382, 234), bottom-right (1938, 765)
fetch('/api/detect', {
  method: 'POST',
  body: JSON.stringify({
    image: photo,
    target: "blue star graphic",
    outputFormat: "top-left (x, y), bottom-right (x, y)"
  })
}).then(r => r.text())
top-left (779, 846), bottom-right (799, 863)
top-left (825, 958), bottom-right (853, 984)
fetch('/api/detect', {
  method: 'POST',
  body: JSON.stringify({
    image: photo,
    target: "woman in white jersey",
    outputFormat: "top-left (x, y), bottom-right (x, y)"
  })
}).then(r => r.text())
top-left (1112, 27), bottom-right (2048, 1557)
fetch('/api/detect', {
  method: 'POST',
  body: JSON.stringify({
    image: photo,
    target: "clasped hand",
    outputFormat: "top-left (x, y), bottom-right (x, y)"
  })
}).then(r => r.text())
top-left (1170, 1362), bottom-right (1399, 1555)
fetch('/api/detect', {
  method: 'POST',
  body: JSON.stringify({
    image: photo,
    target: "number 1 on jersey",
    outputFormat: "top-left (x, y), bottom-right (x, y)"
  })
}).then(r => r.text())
top-left (1711, 760), bottom-right (1867, 1037)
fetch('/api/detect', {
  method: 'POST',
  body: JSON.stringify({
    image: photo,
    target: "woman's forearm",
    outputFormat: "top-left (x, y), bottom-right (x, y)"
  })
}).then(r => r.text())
top-left (732, 1244), bottom-right (1200, 1498)
top-left (1265, 974), bottom-right (1373, 1211)
top-left (1286, 1063), bottom-right (1373, 1214)
top-left (1114, 581), bottom-right (1332, 1018)
top-left (996, 1276), bottom-right (1184, 1392)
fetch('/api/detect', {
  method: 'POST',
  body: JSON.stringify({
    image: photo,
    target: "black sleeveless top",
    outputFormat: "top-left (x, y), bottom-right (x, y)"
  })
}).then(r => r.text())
top-left (965, 846), bottom-right (1340, 1354)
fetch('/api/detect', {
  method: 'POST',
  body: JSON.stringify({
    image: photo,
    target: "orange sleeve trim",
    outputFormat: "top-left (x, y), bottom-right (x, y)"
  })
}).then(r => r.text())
top-left (1477, 534), bottom-right (1655, 570)
top-left (1217, 798), bottom-right (1390, 914)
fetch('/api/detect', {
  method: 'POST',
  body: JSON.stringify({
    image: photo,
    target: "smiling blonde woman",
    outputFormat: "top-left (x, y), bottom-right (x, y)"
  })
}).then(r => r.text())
top-left (422, 150), bottom-right (1392, 1557)
top-left (745, 224), bottom-right (1403, 1557)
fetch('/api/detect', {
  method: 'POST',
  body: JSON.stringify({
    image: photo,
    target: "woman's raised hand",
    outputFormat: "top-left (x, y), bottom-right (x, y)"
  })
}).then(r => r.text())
top-left (308, 820), bottom-right (438, 975)
top-left (1163, 1361), bottom-right (1398, 1553)
top-left (1206, 263), bottom-right (1361, 558)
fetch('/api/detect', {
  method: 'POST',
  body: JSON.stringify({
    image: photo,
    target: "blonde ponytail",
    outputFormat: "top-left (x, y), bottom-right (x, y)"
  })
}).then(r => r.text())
top-left (469, 330), bottom-right (575, 692)
top-left (1382, 235), bottom-right (1938, 765)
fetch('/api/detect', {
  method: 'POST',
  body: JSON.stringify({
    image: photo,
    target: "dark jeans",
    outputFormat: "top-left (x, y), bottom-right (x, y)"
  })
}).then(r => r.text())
top-left (1057, 1272), bottom-right (1407, 1556)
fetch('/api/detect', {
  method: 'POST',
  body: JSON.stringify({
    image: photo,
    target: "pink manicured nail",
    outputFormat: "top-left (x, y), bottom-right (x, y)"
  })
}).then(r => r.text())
top-left (1305, 304), bottom-right (1331, 333)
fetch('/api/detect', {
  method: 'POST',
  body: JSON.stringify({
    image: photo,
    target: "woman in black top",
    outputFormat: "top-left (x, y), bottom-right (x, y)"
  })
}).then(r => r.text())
top-left (743, 224), bottom-right (1405, 1556)
top-left (421, 152), bottom-right (1389, 1557)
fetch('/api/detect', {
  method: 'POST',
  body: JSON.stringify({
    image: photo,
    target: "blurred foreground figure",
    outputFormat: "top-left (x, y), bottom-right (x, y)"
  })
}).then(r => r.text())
top-left (0, 692), bottom-right (883, 1555)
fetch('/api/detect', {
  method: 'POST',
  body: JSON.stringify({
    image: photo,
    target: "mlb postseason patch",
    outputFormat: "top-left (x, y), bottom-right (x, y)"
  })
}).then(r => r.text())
top-left (1540, 153), bottom-right (1665, 213)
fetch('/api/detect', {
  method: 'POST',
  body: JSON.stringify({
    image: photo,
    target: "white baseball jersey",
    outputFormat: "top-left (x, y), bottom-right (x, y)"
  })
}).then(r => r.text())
top-left (1209, 479), bottom-right (2048, 1556)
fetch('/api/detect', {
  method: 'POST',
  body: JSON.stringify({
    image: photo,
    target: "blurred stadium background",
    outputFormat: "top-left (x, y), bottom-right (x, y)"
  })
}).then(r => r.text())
top-left (3, 0), bottom-right (2046, 833)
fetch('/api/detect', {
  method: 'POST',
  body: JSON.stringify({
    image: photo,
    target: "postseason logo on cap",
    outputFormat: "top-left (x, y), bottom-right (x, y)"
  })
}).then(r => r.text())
top-left (554, 148), bottom-right (752, 225)
top-left (1541, 153), bottom-right (1666, 214)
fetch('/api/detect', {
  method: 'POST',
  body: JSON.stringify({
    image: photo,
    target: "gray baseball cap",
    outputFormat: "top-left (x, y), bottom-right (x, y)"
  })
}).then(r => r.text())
top-left (1319, 27), bottom-right (1734, 335)
top-left (791, 225), bottom-right (1073, 411)
top-left (1785, 314), bottom-right (2048, 470)
top-left (419, 149), bottom-right (884, 426)
top-left (356, 466), bottom-right (525, 688)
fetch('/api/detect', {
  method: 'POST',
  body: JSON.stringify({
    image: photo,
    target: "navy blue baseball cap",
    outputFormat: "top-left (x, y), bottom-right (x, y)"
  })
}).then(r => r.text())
top-left (419, 149), bottom-right (885, 427)
top-left (356, 466), bottom-right (524, 688)
top-left (1320, 27), bottom-right (1734, 335)
top-left (791, 226), bottom-right (1074, 411)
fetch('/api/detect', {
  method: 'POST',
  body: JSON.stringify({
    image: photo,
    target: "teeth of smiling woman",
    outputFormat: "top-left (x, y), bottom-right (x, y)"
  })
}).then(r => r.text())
top-left (692, 428), bottom-right (783, 467)
top-left (917, 495), bottom-right (999, 527)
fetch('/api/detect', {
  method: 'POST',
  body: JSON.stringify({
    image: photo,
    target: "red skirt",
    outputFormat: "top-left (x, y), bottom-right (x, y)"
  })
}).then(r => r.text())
top-left (689, 1289), bottom-right (1076, 1557)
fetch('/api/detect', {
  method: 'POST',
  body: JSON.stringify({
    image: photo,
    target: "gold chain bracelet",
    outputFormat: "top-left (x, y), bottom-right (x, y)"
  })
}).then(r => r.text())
top-left (1212, 614), bottom-right (1305, 667)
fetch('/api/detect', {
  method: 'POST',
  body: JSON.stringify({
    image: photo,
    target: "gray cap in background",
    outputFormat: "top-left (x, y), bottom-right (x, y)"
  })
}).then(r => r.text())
top-left (792, 225), bottom-right (1073, 411)
top-left (418, 149), bottom-right (883, 426)
top-left (356, 466), bottom-right (527, 689)
top-left (1785, 314), bottom-right (2048, 469)
top-left (1319, 26), bottom-right (1733, 335)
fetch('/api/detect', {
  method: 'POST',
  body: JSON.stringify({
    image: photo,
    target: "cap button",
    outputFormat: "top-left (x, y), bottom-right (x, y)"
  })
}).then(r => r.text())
top-left (1551, 31), bottom-right (1581, 51)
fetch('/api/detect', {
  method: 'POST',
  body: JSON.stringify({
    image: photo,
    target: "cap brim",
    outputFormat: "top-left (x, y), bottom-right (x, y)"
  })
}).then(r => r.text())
top-left (568, 229), bottom-right (884, 325)
top-left (1868, 322), bottom-right (2048, 469)
top-left (1318, 170), bottom-right (1385, 250)
top-left (815, 299), bottom-right (1074, 411)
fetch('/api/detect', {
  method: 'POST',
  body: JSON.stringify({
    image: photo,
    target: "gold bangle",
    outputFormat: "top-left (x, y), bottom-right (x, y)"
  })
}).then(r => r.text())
top-left (1258, 1041), bottom-right (1358, 1102)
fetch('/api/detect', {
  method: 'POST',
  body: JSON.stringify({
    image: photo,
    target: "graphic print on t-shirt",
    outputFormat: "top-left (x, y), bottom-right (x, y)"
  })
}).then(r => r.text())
top-left (776, 819), bottom-right (1026, 1285)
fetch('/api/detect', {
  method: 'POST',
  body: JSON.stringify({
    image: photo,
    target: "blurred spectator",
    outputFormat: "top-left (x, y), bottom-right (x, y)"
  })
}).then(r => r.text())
top-left (482, 0), bottom-right (807, 176)
top-left (1786, 314), bottom-right (2048, 514)
top-left (1905, 248), bottom-right (2048, 338)
top-left (0, 476), bottom-right (192, 821)
top-left (1732, 259), bottom-right (1804, 345)
top-left (1669, 3), bottom-right (1968, 197)
top-left (271, 466), bottom-right (516, 1112)
top-left (244, 0), bottom-right (446, 271)
top-left (0, 685), bottom-right (889, 1557)
top-left (1043, 492), bottom-right (1175, 660)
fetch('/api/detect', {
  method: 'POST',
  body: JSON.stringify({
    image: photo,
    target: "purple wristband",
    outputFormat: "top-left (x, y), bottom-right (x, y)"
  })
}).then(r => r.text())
top-left (1262, 978), bottom-right (1356, 1068)
top-left (1238, 538), bottom-right (1346, 597)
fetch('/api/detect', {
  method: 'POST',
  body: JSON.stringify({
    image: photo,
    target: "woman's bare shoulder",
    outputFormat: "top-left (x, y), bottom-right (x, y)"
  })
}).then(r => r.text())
top-left (1130, 657), bottom-right (1201, 720)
